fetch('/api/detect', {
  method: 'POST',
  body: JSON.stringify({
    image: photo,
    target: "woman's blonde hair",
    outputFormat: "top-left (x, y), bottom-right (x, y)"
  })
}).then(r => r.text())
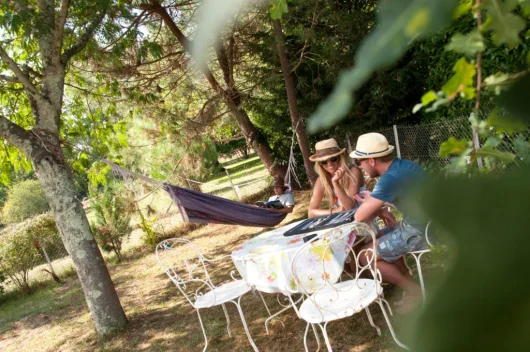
top-left (314, 153), bottom-right (360, 208)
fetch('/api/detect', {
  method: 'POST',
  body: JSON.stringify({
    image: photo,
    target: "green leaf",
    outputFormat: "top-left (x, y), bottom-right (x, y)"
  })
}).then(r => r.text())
top-left (442, 57), bottom-right (476, 98)
top-left (445, 30), bottom-right (485, 56)
top-left (483, 72), bottom-right (511, 94)
top-left (421, 90), bottom-right (438, 105)
top-left (483, 0), bottom-right (526, 47)
top-left (486, 109), bottom-right (526, 134)
top-left (269, 0), bottom-right (289, 20)
top-left (439, 137), bottom-right (469, 157)
top-left (475, 146), bottom-right (516, 163)
top-left (307, 0), bottom-right (460, 133)
top-left (116, 132), bottom-right (128, 147)
top-left (410, 171), bottom-right (530, 351)
top-left (497, 74), bottom-right (530, 123)
top-left (453, 2), bottom-right (472, 19)
top-left (513, 137), bottom-right (530, 163)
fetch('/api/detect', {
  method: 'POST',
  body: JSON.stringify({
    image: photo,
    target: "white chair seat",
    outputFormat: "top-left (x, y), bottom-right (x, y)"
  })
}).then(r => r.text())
top-left (299, 279), bottom-right (382, 324)
top-left (193, 279), bottom-right (251, 308)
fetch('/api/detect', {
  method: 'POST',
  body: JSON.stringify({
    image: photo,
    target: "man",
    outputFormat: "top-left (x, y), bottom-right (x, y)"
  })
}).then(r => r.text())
top-left (350, 133), bottom-right (428, 312)
top-left (259, 177), bottom-right (295, 214)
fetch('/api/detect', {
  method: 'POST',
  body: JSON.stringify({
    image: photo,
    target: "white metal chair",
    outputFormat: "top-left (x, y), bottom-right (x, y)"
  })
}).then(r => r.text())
top-left (290, 222), bottom-right (409, 351)
top-left (156, 238), bottom-right (270, 352)
top-left (404, 221), bottom-right (434, 304)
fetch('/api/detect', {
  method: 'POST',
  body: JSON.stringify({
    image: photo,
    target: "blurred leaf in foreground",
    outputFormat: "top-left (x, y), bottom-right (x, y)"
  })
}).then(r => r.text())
top-left (497, 74), bottom-right (530, 124)
top-left (409, 169), bottom-right (530, 351)
top-left (191, 0), bottom-right (263, 70)
top-left (307, 0), bottom-right (459, 133)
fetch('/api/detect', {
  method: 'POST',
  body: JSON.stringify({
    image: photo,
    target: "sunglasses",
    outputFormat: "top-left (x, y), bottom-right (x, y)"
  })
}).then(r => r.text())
top-left (319, 156), bottom-right (339, 166)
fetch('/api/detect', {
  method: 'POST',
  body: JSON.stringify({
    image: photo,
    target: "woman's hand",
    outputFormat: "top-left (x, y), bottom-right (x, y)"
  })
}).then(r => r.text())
top-left (331, 167), bottom-right (345, 184)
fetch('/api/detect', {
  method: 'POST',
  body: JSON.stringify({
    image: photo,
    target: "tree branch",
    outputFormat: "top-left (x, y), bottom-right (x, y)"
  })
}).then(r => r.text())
top-left (0, 74), bottom-right (19, 83)
top-left (0, 115), bottom-right (34, 156)
top-left (53, 0), bottom-right (72, 60)
top-left (61, 7), bottom-right (108, 65)
top-left (0, 45), bottom-right (40, 96)
top-left (100, 10), bottom-right (146, 52)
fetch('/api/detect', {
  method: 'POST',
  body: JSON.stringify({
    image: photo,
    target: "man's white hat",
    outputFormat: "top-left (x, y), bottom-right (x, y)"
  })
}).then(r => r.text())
top-left (349, 133), bottom-right (395, 159)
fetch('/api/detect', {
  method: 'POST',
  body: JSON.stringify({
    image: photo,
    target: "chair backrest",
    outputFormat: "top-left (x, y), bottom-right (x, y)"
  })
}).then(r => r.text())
top-left (290, 222), bottom-right (381, 296)
top-left (156, 238), bottom-right (217, 307)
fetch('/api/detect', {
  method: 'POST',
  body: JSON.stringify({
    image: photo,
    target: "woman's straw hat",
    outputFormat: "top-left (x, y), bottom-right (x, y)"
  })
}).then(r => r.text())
top-left (349, 133), bottom-right (394, 159)
top-left (309, 138), bottom-right (346, 162)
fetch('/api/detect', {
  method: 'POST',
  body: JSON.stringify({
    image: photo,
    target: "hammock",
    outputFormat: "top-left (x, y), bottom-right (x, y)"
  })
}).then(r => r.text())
top-left (103, 160), bottom-right (287, 227)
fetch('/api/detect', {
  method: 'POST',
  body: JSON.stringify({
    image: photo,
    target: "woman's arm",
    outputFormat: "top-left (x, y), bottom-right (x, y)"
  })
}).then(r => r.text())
top-left (308, 178), bottom-right (333, 218)
top-left (332, 166), bottom-right (362, 211)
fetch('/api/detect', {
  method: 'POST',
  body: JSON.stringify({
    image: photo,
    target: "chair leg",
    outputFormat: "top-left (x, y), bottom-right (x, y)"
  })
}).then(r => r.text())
top-left (364, 307), bottom-right (381, 335)
top-left (264, 294), bottom-right (303, 334)
top-left (257, 290), bottom-right (272, 317)
top-left (303, 323), bottom-right (311, 352)
top-left (196, 309), bottom-right (208, 352)
top-left (404, 254), bottom-right (414, 276)
top-left (288, 294), bottom-right (303, 318)
top-left (232, 296), bottom-right (259, 352)
top-left (317, 323), bottom-right (333, 352)
top-left (375, 300), bottom-right (409, 350)
top-left (221, 303), bottom-right (232, 337)
top-left (310, 324), bottom-right (321, 352)
top-left (264, 304), bottom-right (288, 334)
top-left (411, 253), bottom-right (427, 304)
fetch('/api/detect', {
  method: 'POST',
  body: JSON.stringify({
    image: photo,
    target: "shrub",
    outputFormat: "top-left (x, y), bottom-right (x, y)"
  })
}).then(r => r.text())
top-left (2, 180), bottom-right (49, 224)
top-left (0, 213), bottom-right (61, 293)
top-left (91, 191), bottom-right (133, 261)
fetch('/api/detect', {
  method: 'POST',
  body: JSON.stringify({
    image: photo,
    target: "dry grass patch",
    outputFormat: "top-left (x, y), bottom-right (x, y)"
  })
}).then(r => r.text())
top-left (0, 190), bottom-right (414, 352)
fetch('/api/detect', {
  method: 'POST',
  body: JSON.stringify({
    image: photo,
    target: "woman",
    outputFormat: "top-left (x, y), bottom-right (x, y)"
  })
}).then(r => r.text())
top-left (308, 138), bottom-right (363, 218)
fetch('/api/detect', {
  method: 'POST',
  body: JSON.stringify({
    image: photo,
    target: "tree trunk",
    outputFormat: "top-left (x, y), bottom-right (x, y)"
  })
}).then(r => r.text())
top-left (33, 148), bottom-right (128, 336)
top-left (273, 19), bottom-right (317, 185)
top-left (148, 2), bottom-right (286, 178)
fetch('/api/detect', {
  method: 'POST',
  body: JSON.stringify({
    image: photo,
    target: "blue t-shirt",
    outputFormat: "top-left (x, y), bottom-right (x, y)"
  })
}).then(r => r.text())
top-left (370, 158), bottom-right (426, 232)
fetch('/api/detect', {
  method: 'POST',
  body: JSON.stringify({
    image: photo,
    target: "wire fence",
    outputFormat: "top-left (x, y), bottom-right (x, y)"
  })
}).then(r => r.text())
top-left (347, 118), bottom-right (530, 170)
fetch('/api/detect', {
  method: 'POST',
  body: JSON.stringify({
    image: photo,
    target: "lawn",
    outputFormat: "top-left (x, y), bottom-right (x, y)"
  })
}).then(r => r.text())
top-left (0, 154), bottom-right (437, 352)
top-left (0, 189), bottom-right (432, 352)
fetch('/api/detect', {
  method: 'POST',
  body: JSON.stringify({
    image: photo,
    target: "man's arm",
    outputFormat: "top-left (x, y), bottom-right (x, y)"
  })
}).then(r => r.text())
top-left (272, 205), bottom-right (294, 214)
top-left (354, 195), bottom-right (385, 223)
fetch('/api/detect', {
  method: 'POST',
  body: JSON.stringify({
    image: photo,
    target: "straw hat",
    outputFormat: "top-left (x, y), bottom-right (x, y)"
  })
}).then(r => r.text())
top-left (349, 133), bottom-right (394, 159)
top-left (309, 138), bottom-right (346, 162)
top-left (271, 177), bottom-right (288, 189)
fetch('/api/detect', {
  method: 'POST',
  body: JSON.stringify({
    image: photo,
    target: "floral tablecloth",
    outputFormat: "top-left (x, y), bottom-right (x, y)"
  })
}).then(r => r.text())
top-left (231, 220), bottom-right (356, 294)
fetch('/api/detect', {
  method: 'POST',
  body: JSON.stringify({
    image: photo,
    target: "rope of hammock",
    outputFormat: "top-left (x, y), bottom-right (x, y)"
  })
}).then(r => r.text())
top-left (284, 118), bottom-right (302, 191)
top-left (102, 159), bottom-right (189, 222)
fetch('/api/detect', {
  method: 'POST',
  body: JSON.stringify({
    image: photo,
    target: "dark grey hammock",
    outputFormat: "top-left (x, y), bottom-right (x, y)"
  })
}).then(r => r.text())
top-left (103, 160), bottom-right (286, 227)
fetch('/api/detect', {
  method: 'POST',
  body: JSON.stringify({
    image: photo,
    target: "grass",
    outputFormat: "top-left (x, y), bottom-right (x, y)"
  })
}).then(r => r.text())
top-left (0, 190), bottom-right (431, 352)
top-left (0, 155), bottom-right (438, 352)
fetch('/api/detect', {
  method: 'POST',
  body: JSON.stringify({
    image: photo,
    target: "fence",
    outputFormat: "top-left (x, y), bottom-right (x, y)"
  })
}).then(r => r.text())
top-left (347, 118), bottom-right (530, 169)
top-left (186, 155), bottom-right (273, 201)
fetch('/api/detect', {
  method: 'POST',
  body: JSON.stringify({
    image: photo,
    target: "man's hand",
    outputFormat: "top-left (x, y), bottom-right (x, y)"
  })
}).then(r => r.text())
top-left (378, 208), bottom-right (397, 228)
top-left (331, 167), bottom-right (345, 183)
top-left (354, 190), bottom-right (372, 203)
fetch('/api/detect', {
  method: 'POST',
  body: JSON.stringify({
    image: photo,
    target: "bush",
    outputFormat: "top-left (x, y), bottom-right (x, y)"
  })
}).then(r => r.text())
top-left (1, 180), bottom-right (49, 224)
top-left (91, 190), bottom-right (133, 261)
top-left (0, 213), bottom-right (61, 293)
